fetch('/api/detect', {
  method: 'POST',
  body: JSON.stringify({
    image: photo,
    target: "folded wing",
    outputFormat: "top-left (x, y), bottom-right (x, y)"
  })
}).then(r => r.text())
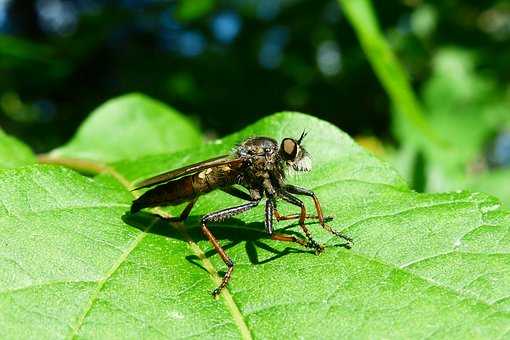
top-left (132, 155), bottom-right (244, 190)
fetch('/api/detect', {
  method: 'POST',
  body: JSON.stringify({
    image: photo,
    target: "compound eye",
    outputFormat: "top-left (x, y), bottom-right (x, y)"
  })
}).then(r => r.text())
top-left (281, 138), bottom-right (298, 160)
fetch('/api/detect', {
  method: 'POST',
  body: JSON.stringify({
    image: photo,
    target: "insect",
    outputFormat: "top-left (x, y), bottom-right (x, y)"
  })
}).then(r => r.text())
top-left (131, 132), bottom-right (352, 297)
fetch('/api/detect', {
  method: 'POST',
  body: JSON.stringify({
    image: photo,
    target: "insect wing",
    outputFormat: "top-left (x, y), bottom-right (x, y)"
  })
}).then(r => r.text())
top-left (133, 155), bottom-right (244, 190)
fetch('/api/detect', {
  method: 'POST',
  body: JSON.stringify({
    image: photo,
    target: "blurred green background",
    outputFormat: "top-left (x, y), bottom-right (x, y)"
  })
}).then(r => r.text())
top-left (1, 0), bottom-right (510, 203)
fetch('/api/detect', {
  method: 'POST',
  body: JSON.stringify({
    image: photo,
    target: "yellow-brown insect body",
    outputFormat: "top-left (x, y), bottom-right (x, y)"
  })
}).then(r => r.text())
top-left (131, 164), bottom-right (240, 213)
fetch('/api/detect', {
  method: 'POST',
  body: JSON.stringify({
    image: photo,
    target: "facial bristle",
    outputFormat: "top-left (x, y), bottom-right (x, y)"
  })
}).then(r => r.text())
top-left (295, 155), bottom-right (312, 171)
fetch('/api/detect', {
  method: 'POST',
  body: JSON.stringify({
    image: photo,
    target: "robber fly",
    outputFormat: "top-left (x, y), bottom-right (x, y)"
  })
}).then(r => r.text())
top-left (131, 132), bottom-right (352, 297)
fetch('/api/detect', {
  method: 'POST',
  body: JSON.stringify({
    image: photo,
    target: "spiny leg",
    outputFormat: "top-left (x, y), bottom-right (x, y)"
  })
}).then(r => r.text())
top-left (266, 199), bottom-right (322, 252)
top-left (278, 193), bottom-right (324, 254)
top-left (201, 200), bottom-right (260, 298)
top-left (284, 184), bottom-right (352, 245)
top-left (273, 210), bottom-right (333, 222)
top-left (272, 193), bottom-right (331, 221)
top-left (167, 199), bottom-right (196, 222)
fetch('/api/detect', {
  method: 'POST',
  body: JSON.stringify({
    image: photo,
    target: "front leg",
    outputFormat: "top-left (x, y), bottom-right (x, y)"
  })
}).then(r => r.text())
top-left (263, 179), bottom-right (325, 223)
top-left (273, 209), bottom-right (333, 222)
top-left (265, 198), bottom-right (323, 253)
top-left (278, 192), bottom-right (325, 254)
top-left (284, 184), bottom-right (352, 246)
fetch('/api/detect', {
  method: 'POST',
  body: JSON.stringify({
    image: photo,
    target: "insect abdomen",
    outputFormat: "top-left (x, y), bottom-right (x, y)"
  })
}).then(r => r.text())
top-left (131, 175), bottom-right (195, 213)
top-left (130, 166), bottom-right (236, 213)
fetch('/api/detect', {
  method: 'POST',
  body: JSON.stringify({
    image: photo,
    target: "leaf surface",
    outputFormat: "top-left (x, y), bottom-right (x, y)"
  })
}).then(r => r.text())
top-left (0, 129), bottom-right (35, 168)
top-left (2, 112), bottom-right (510, 339)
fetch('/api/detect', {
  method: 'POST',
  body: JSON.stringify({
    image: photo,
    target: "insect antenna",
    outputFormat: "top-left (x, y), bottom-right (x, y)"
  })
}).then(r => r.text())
top-left (297, 130), bottom-right (308, 144)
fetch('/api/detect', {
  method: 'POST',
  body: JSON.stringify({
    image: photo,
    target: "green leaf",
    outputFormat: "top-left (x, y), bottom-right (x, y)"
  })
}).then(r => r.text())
top-left (2, 112), bottom-right (510, 338)
top-left (467, 168), bottom-right (510, 210)
top-left (175, 0), bottom-right (215, 22)
top-left (50, 93), bottom-right (202, 163)
top-left (421, 48), bottom-right (505, 165)
top-left (0, 128), bottom-right (35, 168)
top-left (0, 34), bottom-right (68, 71)
top-left (392, 47), bottom-right (510, 207)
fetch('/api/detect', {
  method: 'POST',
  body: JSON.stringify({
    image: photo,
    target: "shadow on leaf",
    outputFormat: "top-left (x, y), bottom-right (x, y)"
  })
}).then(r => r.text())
top-left (122, 211), bottom-right (347, 273)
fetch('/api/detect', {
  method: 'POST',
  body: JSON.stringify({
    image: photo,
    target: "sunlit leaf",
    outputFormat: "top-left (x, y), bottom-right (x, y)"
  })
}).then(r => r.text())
top-left (0, 128), bottom-right (35, 168)
top-left (2, 112), bottom-right (510, 338)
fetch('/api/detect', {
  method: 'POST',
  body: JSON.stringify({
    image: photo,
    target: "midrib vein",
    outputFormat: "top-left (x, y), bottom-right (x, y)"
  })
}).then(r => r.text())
top-left (153, 207), bottom-right (252, 340)
top-left (64, 162), bottom-right (252, 340)
top-left (68, 217), bottom-right (158, 338)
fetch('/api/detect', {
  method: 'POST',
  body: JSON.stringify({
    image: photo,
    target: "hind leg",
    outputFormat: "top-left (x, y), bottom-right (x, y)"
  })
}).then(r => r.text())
top-left (167, 199), bottom-right (197, 222)
top-left (266, 199), bottom-right (324, 254)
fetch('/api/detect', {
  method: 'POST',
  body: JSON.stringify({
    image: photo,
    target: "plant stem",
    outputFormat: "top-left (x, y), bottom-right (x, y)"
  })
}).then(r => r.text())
top-left (338, 0), bottom-right (447, 148)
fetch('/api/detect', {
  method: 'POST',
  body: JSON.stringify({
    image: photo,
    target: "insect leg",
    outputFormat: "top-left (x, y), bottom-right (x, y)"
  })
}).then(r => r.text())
top-left (167, 199), bottom-right (197, 222)
top-left (265, 197), bottom-right (274, 234)
top-left (221, 186), bottom-right (253, 201)
top-left (266, 199), bottom-right (320, 250)
top-left (201, 200), bottom-right (260, 297)
top-left (271, 186), bottom-right (330, 221)
top-left (279, 192), bottom-right (324, 254)
top-left (284, 185), bottom-right (352, 244)
top-left (273, 210), bottom-right (332, 222)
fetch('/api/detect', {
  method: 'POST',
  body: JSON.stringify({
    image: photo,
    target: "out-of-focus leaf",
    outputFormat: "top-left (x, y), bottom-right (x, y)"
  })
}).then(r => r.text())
top-left (50, 93), bottom-right (202, 163)
top-left (3, 112), bottom-right (510, 338)
top-left (422, 48), bottom-right (506, 165)
top-left (338, 0), bottom-right (510, 206)
top-left (175, 0), bottom-right (215, 21)
top-left (467, 168), bottom-right (510, 209)
top-left (411, 4), bottom-right (437, 39)
top-left (0, 35), bottom-right (71, 78)
top-left (0, 129), bottom-right (35, 168)
top-left (392, 47), bottom-right (510, 206)
top-left (0, 35), bottom-right (54, 64)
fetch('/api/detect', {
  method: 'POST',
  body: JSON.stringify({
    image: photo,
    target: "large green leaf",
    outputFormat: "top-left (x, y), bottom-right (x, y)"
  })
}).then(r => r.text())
top-left (2, 112), bottom-right (510, 338)
top-left (0, 128), bottom-right (35, 168)
top-left (50, 93), bottom-right (202, 163)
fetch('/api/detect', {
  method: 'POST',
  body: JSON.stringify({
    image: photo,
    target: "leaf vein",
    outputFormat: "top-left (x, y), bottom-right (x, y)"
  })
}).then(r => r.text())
top-left (0, 280), bottom-right (97, 296)
top-left (68, 217), bottom-right (159, 338)
top-left (342, 200), bottom-right (478, 232)
top-left (109, 165), bottom-right (254, 340)
top-left (350, 251), bottom-right (509, 315)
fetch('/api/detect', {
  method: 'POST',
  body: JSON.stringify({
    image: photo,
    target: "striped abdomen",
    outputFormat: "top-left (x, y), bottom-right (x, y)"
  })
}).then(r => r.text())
top-left (130, 166), bottom-right (237, 213)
